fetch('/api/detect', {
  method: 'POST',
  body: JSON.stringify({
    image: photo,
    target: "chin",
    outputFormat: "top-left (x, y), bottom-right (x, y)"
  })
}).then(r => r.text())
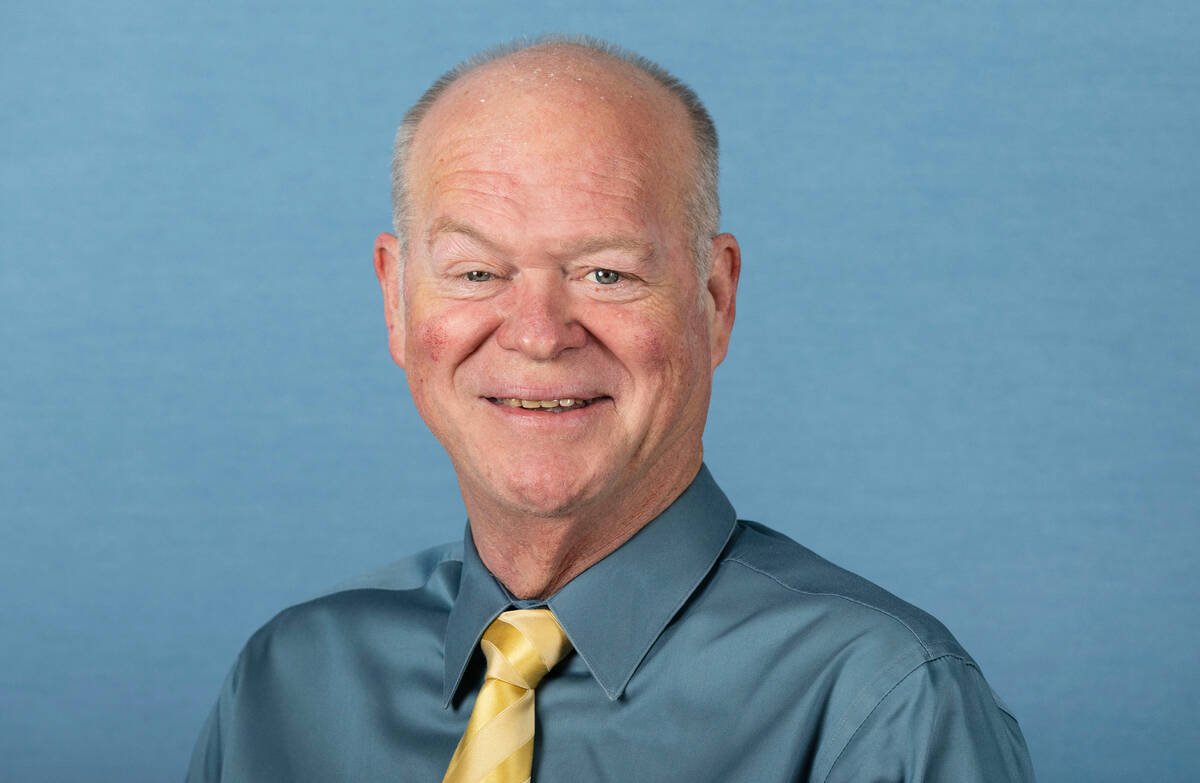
top-left (485, 460), bottom-right (604, 519)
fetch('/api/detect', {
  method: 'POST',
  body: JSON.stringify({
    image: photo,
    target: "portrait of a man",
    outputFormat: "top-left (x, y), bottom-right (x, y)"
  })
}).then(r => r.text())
top-left (185, 38), bottom-right (1034, 782)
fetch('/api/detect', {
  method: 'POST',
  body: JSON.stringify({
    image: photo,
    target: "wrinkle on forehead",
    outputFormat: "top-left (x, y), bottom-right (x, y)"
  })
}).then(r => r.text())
top-left (419, 145), bottom-right (663, 240)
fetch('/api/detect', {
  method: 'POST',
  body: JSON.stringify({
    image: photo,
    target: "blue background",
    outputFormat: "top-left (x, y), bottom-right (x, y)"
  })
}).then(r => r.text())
top-left (3, 1), bottom-right (1197, 780)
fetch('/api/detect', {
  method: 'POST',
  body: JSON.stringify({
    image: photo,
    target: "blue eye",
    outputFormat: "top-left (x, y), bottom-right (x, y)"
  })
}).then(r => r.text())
top-left (591, 269), bottom-right (621, 285)
top-left (464, 270), bottom-right (494, 282)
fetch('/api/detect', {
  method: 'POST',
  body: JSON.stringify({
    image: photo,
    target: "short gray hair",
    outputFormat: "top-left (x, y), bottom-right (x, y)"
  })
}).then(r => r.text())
top-left (390, 35), bottom-right (720, 278)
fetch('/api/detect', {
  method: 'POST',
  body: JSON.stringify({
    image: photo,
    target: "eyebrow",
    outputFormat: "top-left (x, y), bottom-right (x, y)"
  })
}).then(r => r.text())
top-left (427, 218), bottom-right (503, 254)
top-left (556, 234), bottom-right (654, 261)
top-left (427, 217), bottom-right (654, 263)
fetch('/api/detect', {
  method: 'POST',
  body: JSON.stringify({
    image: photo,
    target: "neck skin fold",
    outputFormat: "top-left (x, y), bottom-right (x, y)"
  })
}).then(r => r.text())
top-left (465, 448), bottom-right (704, 600)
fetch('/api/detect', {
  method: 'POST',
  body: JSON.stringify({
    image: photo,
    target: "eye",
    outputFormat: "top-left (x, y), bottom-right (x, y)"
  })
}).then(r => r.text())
top-left (463, 270), bottom-right (494, 282)
top-left (590, 269), bottom-right (621, 285)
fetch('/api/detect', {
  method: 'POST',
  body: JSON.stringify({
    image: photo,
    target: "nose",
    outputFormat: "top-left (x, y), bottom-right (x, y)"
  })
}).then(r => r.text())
top-left (495, 272), bottom-right (587, 360)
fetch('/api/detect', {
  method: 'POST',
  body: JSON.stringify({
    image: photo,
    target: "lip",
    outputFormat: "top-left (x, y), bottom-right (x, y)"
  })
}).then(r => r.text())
top-left (480, 387), bottom-right (609, 401)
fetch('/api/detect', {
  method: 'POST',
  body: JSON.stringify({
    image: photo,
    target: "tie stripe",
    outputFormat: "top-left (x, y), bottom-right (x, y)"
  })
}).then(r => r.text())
top-left (443, 610), bottom-right (572, 783)
top-left (477, 740), bottom-right (533, 783)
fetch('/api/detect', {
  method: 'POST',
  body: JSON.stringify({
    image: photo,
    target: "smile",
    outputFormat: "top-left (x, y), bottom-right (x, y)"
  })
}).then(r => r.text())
top-left (487, 397), bottom-right (601, 413)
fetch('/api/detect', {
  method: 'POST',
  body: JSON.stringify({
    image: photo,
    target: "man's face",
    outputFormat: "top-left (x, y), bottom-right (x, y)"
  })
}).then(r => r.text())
top-left (377, 57), bottom-right (737, 521)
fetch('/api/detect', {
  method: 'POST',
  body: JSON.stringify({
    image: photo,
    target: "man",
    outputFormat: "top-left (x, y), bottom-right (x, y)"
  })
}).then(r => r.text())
top-left (188, 37), bottom-right (1035, 782)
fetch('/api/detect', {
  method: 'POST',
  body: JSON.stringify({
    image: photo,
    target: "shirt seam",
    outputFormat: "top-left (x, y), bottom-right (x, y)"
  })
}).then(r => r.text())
top-left (324, 543), bottom-right (464, 596)
top-left (722, 555), bottom-right (936, 657)
top-left (819, 653), bottom-right (970, 783)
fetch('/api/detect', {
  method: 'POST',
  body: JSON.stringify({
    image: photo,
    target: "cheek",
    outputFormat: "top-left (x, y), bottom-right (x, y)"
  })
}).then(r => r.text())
top-left (631, 322), bottom-right (666, 360)
top-left (413, 318), bottom-right (450, 363)
top-left (613, 313), bottom-right (707, 389)
top-left (631, 301), bottom-right (707, 369)
top-left (595, 307), bottom-right (667, 366)
top-left (408, 303), bottom-right (500, 366)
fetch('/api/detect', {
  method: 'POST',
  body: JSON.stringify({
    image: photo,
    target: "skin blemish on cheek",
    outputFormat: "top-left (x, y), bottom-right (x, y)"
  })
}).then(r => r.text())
top-left (415, 319), bottom-right (451, 362)
top-left (635, 331), bottom-right (667, 360)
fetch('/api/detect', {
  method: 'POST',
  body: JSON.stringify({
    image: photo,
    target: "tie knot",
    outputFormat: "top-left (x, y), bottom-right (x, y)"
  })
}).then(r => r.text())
top-left (480, 609), bottom-right (573, 690)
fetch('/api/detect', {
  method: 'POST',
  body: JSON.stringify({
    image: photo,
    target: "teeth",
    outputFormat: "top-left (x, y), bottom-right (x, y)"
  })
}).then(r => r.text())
top-left (496, 397), bottom-right (589, 410)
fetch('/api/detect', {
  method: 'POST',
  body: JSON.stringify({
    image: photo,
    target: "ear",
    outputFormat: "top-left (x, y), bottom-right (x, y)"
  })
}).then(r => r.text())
top-left (704, 233), bottom-right (740, 369)
top-left (373, 232), bottom-right (406, 368)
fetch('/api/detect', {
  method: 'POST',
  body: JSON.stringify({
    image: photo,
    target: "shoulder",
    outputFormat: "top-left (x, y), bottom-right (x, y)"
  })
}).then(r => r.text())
top-left (238, 541), bottom-right (464, 673)
top-left (322, 540), bottom-right (464, 595)
top-left (188, 542), bottom-right (467, 780)
top-left (709, 521), bottom-right (1031, 781)
top-left (718, 519), bottom-right (968, 662)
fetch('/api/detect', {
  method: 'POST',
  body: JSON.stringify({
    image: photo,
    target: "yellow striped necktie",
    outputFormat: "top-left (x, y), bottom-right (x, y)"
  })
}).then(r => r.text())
top-left (443, 609), bottom-right (573, 783)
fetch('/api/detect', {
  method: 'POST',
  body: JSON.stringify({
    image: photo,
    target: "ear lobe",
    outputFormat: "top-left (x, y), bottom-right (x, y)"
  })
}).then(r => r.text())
top-left (373, 232), bottom-right (406, 368)
top-left (705, 233), bottom-right (740, 369)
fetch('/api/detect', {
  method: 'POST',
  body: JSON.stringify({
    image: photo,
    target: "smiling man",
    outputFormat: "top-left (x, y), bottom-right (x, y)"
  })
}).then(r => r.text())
top-left (373, 43), bottom-right (735, 603)
top-left (188, 37), bottom-right (1035, 782)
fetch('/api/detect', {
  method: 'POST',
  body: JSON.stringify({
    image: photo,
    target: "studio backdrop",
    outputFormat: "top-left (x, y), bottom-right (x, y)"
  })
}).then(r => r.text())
top-left (2, 1), bottom-right (1198, 781)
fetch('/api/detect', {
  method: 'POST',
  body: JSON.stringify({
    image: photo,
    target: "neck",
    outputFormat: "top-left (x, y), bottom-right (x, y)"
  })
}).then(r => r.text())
top-left (466, 453), bottom-right (703, 600)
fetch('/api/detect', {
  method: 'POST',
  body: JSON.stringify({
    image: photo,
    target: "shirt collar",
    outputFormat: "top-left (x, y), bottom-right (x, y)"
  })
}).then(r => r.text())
top-left (442, 529), bottom-right (511, 707)
top-left (442, 464), bottom-right (737, 705)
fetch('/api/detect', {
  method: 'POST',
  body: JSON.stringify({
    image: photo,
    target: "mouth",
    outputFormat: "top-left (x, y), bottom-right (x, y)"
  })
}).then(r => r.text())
top-left (486, 396), bottom-right (605, 413)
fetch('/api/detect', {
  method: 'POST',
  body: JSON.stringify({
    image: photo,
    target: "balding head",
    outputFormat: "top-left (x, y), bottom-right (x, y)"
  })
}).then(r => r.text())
top-left (390, 37), bottom-right (720, 277)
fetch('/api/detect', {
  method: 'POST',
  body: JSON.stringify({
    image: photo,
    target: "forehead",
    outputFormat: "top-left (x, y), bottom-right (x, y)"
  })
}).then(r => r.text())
top-left (407, 50), bottom-right (693, 236)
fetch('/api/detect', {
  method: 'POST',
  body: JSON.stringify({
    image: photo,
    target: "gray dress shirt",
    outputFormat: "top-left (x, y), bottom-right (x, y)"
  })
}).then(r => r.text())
top-left (188, 465), bottom-right (1035, 781)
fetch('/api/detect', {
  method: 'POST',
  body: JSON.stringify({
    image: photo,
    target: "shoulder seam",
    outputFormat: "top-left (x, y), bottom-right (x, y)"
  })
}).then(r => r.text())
top-left (250, 550), bottom-right (463, 649)
top-left (321, 543), bottom-right (464, 597)
top-left (820, 652), bottom-right (971, 783)
top-left (723, 555), bottom-right (935, 658)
